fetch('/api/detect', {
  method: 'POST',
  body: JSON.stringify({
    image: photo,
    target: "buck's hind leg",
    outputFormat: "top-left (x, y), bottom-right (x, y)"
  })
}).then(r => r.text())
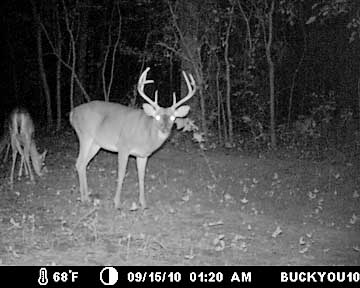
top-left (75, 136), bottom-right (100, 203)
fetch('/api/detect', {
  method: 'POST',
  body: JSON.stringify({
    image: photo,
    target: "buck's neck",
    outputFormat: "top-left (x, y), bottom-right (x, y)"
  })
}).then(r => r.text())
top-left (151, 118), bottom-right (170, 141)
top-left (143, 115), bottom-right (171, 153)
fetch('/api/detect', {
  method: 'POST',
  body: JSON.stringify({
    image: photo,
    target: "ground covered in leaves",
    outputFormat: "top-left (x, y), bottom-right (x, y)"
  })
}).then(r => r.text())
top-left (0, 131), bottom-right (359, 265)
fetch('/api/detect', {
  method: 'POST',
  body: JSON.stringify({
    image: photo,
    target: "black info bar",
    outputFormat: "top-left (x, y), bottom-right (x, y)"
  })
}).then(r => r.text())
top-left (1, 266), bottom-right (359, 287)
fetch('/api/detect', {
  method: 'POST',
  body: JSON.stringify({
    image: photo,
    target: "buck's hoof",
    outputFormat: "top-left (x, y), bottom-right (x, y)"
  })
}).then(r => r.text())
top-left (79, 195), bottom-right (91, 204)
top-left (114, 199), bottom-right (122, 210)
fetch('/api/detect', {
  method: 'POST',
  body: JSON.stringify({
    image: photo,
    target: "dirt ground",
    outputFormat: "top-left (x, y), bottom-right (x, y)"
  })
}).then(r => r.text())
top-left (0, 130), bottom-right (359, 266)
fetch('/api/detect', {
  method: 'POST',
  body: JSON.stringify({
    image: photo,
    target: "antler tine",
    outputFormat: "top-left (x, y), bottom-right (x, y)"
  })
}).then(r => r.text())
top-left (154, 90), bottom-right (158, 104)
top-left (172, 71), bottom-right (196, 109)
top-left (172, 92), bottom-right (176, 106)
top-left (137, 67), bottom-right (158, 108)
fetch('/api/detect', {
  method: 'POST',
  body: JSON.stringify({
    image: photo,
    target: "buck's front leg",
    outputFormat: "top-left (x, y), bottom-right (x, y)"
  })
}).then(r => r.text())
top-left (136, 156), bottom-right (148, 209)
top-left (114, 151), bottom-right (129, 209)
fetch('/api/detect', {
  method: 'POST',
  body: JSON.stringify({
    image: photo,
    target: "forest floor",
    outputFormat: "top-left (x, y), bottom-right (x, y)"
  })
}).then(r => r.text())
top-left (0, 130), bottom-right (359, 266)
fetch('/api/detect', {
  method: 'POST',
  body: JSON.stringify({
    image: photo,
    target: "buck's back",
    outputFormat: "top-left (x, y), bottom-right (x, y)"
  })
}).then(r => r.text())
top-left (70, 101), bottom-right (166, 156)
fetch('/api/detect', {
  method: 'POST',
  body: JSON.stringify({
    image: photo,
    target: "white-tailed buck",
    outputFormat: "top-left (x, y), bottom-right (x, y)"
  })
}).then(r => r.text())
top-left (70, 67), bottom-right (196, 209)
top-left (8, 108), bottom-right (47, 186)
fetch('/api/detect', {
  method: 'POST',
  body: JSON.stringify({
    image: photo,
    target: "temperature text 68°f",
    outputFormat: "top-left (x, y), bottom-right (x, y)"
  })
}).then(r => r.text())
top-left (53, 270), bottom-right (79, 283)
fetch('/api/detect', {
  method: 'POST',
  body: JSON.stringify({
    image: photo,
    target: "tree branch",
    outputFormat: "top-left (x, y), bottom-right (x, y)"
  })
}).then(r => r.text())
top-left (167, 0), bottom-right (196, 66)
top-left (107, 2), bottom-right (122, 100)
top-left (40, 22), bottom-right (91, 102)
top-left (157, 42), bottom-right (192, 63)
top-left (62, 0), bottom-right (91, 103)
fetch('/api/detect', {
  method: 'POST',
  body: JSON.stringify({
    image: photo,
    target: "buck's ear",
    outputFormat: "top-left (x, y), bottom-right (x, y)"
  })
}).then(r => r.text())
top-left (143, 103), bottom-right (156, 117)
top-left (174, 105), bottom-right (190, 118)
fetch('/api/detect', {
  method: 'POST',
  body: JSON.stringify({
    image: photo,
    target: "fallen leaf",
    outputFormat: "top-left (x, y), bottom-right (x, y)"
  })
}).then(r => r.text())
top-left (299, 236), bottom-right (306, 245)
top-left (213, 234), bottom-right (225, 251)
top-left (240, 197), bottom-right (248, 204)
top-left (272, 226), bottom-right (282, 238)
top-left (299, 245), bottom-right (310, 254)
top-left (350, 214), bottom-right (359, 225)
top-left (208, 220), bottom-right (224, 227)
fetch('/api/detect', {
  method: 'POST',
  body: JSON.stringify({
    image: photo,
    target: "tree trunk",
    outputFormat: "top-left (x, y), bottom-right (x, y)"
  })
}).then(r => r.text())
top-left (172, 1), bottom-right (207, 135)
top-left (287, 22), bottom-right (306, 127)
top-left (181, 58), bottom-right (207, 135)
top-left (224, 6), bottom-right (234, 145)
top-left (193, 66), bottom-right (207, 135)
top-left (7, 38), bottom-right (19, 103)
top-left (265, 1), bottom-right (276, 148)
top-left (221, 91), bottom-right (228, 144)
top-left (56, 49), bottom-right (62, 131)
top-left (358, 76), bottom-right (360, 130)
top-left (32, 2), bottom-right (53, 128)
top-left (70, 47), bottom-right (75, 110)
top-left (56, 9), bottom-right (62, 131)
top-left (199, 83), bottom-right (207, 135)
top-left (75, 3), bottom-right (89, 105)
top-left (216, 55), bottom-right (223, 144)
top-left (267, 54), bottom-right (276, 147)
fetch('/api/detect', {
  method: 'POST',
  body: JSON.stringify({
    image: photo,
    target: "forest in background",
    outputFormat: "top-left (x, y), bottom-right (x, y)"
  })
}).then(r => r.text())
top-left (1, 0), bottom-right (359, 153)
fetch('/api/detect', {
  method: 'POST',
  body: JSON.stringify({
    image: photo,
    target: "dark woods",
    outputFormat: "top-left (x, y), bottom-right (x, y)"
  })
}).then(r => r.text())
top-left (1, 0), bottom-right (359, 152)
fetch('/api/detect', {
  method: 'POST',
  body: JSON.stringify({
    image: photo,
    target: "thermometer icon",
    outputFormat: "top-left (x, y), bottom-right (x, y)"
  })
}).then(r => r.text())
top-left (38, 268), bottom-right (49, 286)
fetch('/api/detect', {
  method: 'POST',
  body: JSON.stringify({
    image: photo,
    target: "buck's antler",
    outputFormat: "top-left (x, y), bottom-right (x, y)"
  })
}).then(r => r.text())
top-left (137, 67), bottom-right (159, 108)
top-left (172, 71), bottom-right (196, 109)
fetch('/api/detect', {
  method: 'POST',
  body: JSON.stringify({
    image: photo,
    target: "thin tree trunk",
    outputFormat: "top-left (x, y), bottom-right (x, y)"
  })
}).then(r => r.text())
top-left (221, 91), bottom-right (228, 143)
top-left (167, 1), bottom-right (207, 135)
top-left (287, 21), bottom-right (307, 127)
top-left (7, 38), bottom-right (19, 103)
top-left (358, 76), bottom-right (360, 130)
top-left (199, 81), bottom-right (207, 135)
top-left (169, 54), bottom-right (173, 94)
top-left (102, 1), bottom-right (122, 102)
top-left (32, 1), bottom-right (53, 128)
top-left (56, 48), bottom-right (62, 130)
top-left (195, 66), bottom-right (207, 135)
top-left (265, 1), bottom-right (276, 148)
top-left (70, 47), bottom-right (75, 110)
top-left (216, 55), bottom-right (222, 144)
top-left (267, 55), bottom-right (276, 147)
top-left (62, 0), bottom-right (79, 109)
top-left (76, 6), bottom-right (89, 106)
top-left (56, 8), bottom-right (62, 131)
top-left (224, 6), bottom-right (234, 144)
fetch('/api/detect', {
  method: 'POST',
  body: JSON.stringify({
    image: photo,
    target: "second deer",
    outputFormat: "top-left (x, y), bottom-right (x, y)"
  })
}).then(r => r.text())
top-left (8, 108), bottom-right (47, 187)
top-left (70, 67), bottom-right (196, 209)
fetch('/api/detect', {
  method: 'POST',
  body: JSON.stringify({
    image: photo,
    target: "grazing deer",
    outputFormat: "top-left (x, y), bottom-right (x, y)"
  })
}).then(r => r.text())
top-left (0, 131), bottom-right (11, 163)
top-left (8, 108), bottom-right (47, 186)
top-left (70, 67), bottom-right (196, 209)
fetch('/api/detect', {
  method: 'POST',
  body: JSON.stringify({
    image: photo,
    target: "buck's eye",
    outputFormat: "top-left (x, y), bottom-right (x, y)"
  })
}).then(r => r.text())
top-left (155, 115), bottom-right (161, 121)
top-left (170, 115), bottom-right (176, 122)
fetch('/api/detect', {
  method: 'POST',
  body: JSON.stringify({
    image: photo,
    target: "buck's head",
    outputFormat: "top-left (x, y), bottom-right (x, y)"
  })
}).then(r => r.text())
top-left (138, 67), bottom-right (196, 137)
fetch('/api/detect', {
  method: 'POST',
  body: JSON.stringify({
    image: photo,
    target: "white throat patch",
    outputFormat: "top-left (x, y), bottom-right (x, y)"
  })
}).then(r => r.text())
top-left (158, 130), bottom-right (169, 140)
